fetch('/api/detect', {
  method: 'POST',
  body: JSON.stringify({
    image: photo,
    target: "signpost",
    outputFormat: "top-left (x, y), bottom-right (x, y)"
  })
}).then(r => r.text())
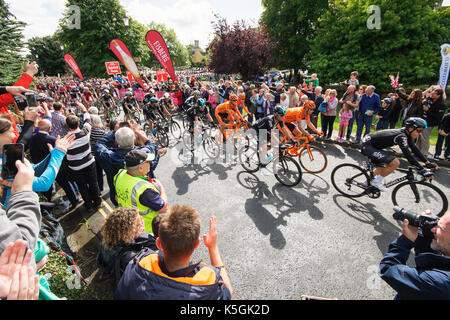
top-left (105, 61), bottom-right (121, 75)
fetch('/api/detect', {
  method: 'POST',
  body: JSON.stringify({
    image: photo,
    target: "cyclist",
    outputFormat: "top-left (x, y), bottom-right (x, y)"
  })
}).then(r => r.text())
top-left (237, 93), bottom-right (252, 120)
top-left (215, 94), bottom-right (242, 143)
top-left (100, 89), bottom-right (115, 119)
top-left (360, 117), bottom-right (438, 191)
top-left (81, 87), bottom-right (94, 107)
top-left (69, 84), bottom-right (80, 102)
top-left (161, 92), bottom-right (176, 113)
top-left (122, 91), bottom-right (140, 121)
top-left (283, 101), bottom-right (323, 142)
top-left (186, 98), bottom-right (214, 145)
top-left (143, 97), bottom-right (162, 135)
top-left (251, 105), bottom-right (296, 166)
top-left (184, 90), bottom-right (201, 110)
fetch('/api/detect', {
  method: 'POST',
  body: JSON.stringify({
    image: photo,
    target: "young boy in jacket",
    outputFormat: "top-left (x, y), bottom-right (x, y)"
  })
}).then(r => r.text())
top-left (116, 205), bottom-right (233, 300)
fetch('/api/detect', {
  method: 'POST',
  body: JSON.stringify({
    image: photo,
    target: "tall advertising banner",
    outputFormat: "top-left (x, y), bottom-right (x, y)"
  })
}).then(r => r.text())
top-left (146, 30), bottom-right (177, 82)
top-left (438, 43), bottom-right (450, 91)
top-left (64, 54), bottom-right (83, 79)
top-left (110, 39), bottom-right (145, 88)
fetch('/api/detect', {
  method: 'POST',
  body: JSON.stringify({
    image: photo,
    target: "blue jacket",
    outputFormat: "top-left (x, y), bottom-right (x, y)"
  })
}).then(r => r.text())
top-left (93, 136), bottom-right (160, 205)
top-left (116, 250), bottom-right (230, 300)
top-left (359, 93), bottom-right (381, 116)
top-left (379, 232), bottom-right (450, 300)
top-left (0, 148), bottom-right (65, 206)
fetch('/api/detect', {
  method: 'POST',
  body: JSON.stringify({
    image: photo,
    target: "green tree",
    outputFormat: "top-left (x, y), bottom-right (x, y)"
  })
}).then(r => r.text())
top-left (261, 0), bottom-right (328, 72)
top-left (146, 22), bottom-right (190, 68)
top-left (308, 0), bottom-right (450, 91)
top-left (56, 0), bottom-right (146, 77)
top-left (0, 0), bottom-right (26, 84)
top-left (27, 36), bottom-right (66, 76)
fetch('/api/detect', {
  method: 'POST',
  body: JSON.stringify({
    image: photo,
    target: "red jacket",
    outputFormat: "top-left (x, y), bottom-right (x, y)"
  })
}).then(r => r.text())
top-left (0, 73), bottom-right (34, 141)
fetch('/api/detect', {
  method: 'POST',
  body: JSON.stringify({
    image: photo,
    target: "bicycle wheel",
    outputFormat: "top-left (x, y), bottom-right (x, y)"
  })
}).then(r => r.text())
top-left (273, 156), bottom-right (302, 187)
top-left (169, 121), bottom-right (182, 140)
top-left (299, 145), bottom-right (328, 174)
top-left (239, 146), bottom-right (260, 173)
top-left (155, 129), bottom-right (169, 148)
top-left (182, 129), bottom-right (195, 152)
top-left (203, 136), bottom-right (220, 159)
top-left (331, 164), bottom-right (370, 198)
top-left (392, 181), bottom-right (449, 217)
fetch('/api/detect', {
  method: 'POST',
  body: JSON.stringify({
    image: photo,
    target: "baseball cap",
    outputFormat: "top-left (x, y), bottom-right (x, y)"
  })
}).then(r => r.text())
top-left (125, 150), bottom-right (155, 167)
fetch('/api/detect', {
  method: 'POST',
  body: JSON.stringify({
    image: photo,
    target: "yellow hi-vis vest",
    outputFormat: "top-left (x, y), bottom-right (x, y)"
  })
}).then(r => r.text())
top-left (114, 169), bottom-right (160, 234)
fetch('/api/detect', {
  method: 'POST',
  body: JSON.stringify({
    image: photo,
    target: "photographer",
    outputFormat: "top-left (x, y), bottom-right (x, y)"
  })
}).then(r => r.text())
top-left (379, 210), bottom-right (450, 300)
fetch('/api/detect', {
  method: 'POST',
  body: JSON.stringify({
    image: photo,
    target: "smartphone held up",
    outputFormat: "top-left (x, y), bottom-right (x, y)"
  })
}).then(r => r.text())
top-left (1, 143), bottom-right (25, 180)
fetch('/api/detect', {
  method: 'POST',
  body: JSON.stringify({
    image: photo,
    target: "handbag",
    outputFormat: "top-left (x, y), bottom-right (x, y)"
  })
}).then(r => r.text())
top-left (318, 101), bottom-right (328, 113)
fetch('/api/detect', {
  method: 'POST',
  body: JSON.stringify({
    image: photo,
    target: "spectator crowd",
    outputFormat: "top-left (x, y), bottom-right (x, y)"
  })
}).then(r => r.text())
top-left (0, 60), bottom-right (448, 301)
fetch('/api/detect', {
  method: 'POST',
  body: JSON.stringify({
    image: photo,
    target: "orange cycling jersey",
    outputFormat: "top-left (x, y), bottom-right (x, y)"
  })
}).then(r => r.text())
top-left (283, 107), bottom-right (309, 124)
top-left (215, 101), bottom-right (237, 115)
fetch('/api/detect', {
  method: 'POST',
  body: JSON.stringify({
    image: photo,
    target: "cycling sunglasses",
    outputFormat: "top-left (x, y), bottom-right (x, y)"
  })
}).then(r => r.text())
top-left (415, 128), bottom-right (424, 134)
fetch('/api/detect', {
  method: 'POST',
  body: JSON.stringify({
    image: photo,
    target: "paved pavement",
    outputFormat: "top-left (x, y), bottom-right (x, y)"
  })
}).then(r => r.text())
top-left (57, 126), bottom-right (450, 300)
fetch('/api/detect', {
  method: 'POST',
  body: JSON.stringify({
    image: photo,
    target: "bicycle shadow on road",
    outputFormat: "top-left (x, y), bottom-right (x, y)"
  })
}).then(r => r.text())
top-left (332, 194), bottom-right (401, 255)
top-left (237, 171), bottom-right (326, 249)
top-left (314, 141), bottom-right (347, 160)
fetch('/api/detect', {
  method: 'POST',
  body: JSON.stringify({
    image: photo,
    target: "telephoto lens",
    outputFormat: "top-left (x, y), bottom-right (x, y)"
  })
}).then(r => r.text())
top-left (393, 206), bottom-right (439, 230)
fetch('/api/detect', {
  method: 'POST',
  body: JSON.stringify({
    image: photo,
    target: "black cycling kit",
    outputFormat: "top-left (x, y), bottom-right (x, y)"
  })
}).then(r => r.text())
top-left (361, 128), bottom-right (427, 169)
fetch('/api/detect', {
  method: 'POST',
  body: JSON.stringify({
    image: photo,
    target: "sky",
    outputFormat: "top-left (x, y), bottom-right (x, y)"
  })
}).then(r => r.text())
top-left (7, 0), bottom-right (264, 49)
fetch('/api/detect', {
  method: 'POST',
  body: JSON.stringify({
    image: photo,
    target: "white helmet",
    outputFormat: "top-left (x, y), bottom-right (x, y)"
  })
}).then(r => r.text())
top-left (163, 92), bottom-right (170, 99)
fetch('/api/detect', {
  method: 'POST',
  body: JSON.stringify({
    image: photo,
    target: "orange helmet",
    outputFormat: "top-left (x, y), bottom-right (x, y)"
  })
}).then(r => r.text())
top-left (303, 100), bottom-right (316, 110)
top-left (238, 93), bottom-right (245, 100)
top-left (229, 94), bottom-right (238, 103)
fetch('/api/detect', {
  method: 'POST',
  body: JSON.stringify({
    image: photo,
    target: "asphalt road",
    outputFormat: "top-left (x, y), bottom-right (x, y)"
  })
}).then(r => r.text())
top-left (154, 138), bottom-right (450, 300)
top-left (59, 114), bottom-right (450, 300)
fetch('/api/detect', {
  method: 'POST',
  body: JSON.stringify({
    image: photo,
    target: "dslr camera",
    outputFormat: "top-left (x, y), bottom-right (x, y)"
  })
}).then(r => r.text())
top-left (393, 206), bottom-right (439, 230)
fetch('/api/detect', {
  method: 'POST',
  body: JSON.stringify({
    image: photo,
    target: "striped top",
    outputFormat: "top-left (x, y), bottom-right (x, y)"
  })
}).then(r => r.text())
top-left (66, 113), bottom-right (95, 171)
top-left (90, 127), bottom-right (106, 147)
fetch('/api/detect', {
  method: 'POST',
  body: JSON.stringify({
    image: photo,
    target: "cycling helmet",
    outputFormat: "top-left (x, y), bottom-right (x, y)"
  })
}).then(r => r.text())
top-left (274, 105), bottom-right (287, 116)
top-left (149, 97), bottom-right (159, 104)
top-left (163, 92), bottom-right (170, 99)
top-left (125, 91), bottom-right (133, 97)
top-left (303, 100), bottom-right (316, 110)
top-left (197, 98), bottom-right (205, 107)
top-left (193, 90), bottom-right (201, 97)
top-left (229, 94), bottom-right (238, 102)
top-left (238, 93), bottom-right (245, 100)
top-left (404, 117), bottom-right (427, 129)
top-left (143, 93), bottom-right (153, 104)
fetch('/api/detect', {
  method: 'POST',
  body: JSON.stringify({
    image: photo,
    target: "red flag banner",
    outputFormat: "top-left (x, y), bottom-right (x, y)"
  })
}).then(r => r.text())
top-left (146, 30), bottom-right (177, 82)
top-left (156, 70), bottom-right (168, 82)
top-left (109, 39), bottom-right (144, 88)
top-left (64, 54), bottom-right (83, 79)
top-left (127, 71), bottom-right (136, 83)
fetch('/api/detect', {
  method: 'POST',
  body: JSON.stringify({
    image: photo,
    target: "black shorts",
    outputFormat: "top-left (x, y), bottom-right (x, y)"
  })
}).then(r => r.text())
top-left (252, 125), bottom-right (271, 145)
top-left (285, 122), bottom-right (297, 133)
top-left (144, 109), bottom-right (157, 121)
top-left (361, 144), bottom-right (395, 166)
top-left (218, 113), bottom-right (231, 124)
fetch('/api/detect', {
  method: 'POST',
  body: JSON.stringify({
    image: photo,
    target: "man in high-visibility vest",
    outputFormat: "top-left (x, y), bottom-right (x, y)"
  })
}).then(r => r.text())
top-left (114, 150), bottom-right (168, 234)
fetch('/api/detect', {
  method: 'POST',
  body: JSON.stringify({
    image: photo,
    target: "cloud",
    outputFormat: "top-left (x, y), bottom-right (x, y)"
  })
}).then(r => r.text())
top-left (7, 0), bottom-right (66, 40)
top-left (7, 0), bottom-right (264, 50)
top-left (123, 0), bottom-right (216, 48)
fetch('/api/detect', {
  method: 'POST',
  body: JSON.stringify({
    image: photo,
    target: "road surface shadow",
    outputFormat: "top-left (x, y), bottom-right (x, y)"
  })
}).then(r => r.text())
top-left (237, 171), bottom-right (326, 249)
top-left (332, 194), bottom-right (401, 255)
